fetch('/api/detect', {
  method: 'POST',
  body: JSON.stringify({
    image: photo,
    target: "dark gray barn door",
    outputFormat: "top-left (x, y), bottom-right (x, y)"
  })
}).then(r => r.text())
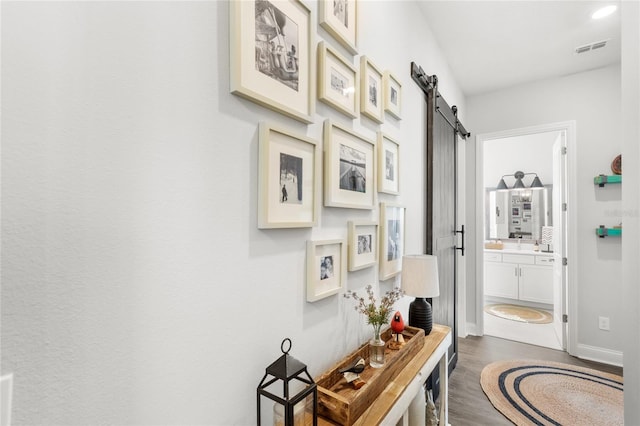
top-left (411, 63), bottom-right (468, 399)
top-left (427, 93), bottom-right (458, 375)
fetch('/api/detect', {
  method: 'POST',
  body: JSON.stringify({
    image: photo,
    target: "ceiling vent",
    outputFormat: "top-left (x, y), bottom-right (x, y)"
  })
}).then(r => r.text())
top-left (575, 39), bottom-right (610, 54)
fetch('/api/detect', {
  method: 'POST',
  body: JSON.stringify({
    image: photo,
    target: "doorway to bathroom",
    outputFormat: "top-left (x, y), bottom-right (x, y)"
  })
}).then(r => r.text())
top-left (475, 122), bottom-right (576, 354)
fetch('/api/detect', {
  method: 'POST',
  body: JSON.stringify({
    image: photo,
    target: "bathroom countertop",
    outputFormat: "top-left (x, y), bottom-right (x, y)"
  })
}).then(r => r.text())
top-left (484, 248), bottom-right (553, 256)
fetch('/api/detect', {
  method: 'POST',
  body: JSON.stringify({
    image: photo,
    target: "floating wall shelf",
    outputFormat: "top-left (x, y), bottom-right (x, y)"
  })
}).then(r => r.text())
top-left (596, 226), bottom-right (622, 238)
top-left (594, 174), bottom-right (622, 187)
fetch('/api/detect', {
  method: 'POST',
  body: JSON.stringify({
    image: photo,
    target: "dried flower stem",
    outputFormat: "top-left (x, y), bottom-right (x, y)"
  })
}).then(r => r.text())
top-left (344, 285), bottom-right (404, 333)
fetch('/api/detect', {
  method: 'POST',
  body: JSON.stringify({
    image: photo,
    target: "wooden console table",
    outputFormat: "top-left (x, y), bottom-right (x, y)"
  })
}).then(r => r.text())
top-left (318, 324), bottom-right (452, 426)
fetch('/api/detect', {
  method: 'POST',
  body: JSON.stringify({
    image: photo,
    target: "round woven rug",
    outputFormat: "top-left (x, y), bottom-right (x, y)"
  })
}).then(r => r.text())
top-left (484, 303), bottom-right (553, 324)
top-left (481, 359), bottom-right (624, 426)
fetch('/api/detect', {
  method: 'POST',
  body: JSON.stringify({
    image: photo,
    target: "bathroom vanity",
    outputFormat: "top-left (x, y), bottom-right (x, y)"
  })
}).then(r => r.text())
top-left (484, 249), bottom-right (554, 304)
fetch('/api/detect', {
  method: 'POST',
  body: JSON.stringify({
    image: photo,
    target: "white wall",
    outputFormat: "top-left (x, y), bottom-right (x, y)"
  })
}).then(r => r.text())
top-left (465, 64), bottom-right (623, 363)
top-left (482, 132), bottom-right (557, 188)
top-left (0, 1), bottom-right (465, 424)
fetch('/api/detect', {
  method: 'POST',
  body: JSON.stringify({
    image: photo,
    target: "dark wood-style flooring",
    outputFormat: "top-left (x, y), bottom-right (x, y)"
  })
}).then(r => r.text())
top-left (442, 335), bottom-right (623, 425)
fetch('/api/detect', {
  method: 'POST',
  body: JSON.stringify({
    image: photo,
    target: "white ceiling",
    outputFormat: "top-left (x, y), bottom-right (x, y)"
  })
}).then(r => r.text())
top-left (417, 1), bottom-right (622, 96)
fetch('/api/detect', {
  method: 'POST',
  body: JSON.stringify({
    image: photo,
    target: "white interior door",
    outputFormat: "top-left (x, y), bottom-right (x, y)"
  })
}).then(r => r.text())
top-left (552, 132), bottom-right (567, 349)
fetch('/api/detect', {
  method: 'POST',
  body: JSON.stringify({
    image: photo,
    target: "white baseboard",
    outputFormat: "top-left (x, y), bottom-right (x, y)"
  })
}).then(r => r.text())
top-left (1, 373), bottom-right (13, 426)
top-left (575, 343), bottom-right (623, 367)
top-left (465, 322), bottom-right (479, 337)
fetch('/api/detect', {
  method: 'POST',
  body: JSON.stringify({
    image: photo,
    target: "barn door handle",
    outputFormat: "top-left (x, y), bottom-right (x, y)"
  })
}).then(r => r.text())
top-left (455, 225), bottom-right (465, 256)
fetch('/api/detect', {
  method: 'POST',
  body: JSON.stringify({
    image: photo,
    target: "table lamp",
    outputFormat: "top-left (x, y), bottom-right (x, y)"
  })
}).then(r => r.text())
top-left (401, 254), bottom-right (440, 335)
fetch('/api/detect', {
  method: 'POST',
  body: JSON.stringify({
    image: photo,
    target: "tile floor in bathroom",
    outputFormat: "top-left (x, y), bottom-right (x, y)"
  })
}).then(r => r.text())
top-left (483, 310), bottom-right (562, 350)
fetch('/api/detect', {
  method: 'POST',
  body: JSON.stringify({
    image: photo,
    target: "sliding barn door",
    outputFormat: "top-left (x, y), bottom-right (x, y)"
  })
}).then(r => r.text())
top-left (412, 63), bottom-right (469, 401)
top-left (427, 93), bottom-right (458, 367)
top-left (426, 91), bottom-right (459, 400)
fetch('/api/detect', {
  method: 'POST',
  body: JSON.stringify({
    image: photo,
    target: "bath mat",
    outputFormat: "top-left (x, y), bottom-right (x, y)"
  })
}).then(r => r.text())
top-left (484, 303), bottom-right (553, 324)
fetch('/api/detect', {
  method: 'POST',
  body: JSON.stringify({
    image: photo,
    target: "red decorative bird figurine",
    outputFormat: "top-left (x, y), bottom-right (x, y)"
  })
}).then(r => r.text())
top-left (391, 311), bottom-right (405, 338)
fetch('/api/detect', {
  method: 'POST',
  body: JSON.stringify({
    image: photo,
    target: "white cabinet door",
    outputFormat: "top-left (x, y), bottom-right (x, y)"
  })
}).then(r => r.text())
top-left (485, 262), bottom-right (518, 299)
top-left (519, 264), bottom-right (553, 304)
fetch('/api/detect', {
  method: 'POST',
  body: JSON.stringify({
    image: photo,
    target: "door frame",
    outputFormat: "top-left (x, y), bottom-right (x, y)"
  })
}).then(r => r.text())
top-left (474, 121), bottom-right (577, 355)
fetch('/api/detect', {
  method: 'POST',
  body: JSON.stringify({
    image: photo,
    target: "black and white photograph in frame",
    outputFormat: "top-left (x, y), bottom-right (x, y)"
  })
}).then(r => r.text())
top-left (339, 144), bottom-right (366, 193)
top-left (279, 153), bottom-right (303, 204)
top-left (368, 76), bottom-right (378, 108)
top-left (383, 71), bottom-right (402, 120)
top-left (360, 56), bottom-right (384, 124)
top-left (317, 41), bottom-right (358, 118)
top-left (323, 120), bottom-right (375, 209)
top-left (377, 132), bottom-right (400, 195)
top-left (307, 239), bottom-right (345, 302)
top-left (258, 122), bottom-right (319, 228)
top-left (358, 235), bottom-right (371, 254)
top-left (386, 219), bottom-right (401, 261)
top-left (255, 0), bottom-right (300, 91)
top-left (379, 203), bottom-right (405, 280)
top-left (230, 0), bottom-right (314, 123)
top-left (319, 0), bottom-right (358, 54)
top-left (333, 0), bottom-right (347, 26)
top-left (320, 255), bottom-right (334, 280)
top-left (347, 221), bottom-right (378, 271)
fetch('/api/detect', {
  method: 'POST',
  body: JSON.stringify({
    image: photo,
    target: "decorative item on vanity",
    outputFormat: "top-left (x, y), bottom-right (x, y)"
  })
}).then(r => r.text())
top-left (257, 338), bottom-right (317, 426)
top-left (484, 240), bottom-right (504, 250)
top-left (343, 285), bottom-right (403, 368)
top-left (401, 254), bottom-right (440, 336)
top-left (541, 226), bottom-right (553, 252)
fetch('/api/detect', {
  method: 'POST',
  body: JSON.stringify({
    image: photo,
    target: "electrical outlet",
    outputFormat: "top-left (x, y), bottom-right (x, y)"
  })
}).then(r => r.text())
top-left (599, 316), bottom-right (610, 331)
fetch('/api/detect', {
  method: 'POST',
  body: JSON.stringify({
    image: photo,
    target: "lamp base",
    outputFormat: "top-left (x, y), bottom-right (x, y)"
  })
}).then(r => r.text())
top-left (408, 297), bottom-right (433, 335)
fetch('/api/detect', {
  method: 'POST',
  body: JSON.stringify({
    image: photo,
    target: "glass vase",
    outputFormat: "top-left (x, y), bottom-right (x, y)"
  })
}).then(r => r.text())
top-left (369, 325), bottom-right (386, 368)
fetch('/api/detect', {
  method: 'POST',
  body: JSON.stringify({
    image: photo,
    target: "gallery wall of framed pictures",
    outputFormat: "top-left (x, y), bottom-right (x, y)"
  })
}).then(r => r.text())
top-left (232, 0), bottom-right (409, 303)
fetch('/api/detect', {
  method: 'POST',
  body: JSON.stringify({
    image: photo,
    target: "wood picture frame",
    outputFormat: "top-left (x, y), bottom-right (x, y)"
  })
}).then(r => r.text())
top-left (307, 239), bottom-right (346, 302)
top-left (230, 0), bottom-right (315, 123)
top-left (317, 41), bottom-right (359, 119)
top-left (323, 120), bottom-right (376, 209)
top-left (379, 202), bottom-right (405, 280)
top-left (377, 132), bottom-right (400, 195)
top-left (360, 56), bottom-right (384, 124)
top-left (258, 122), bottom-right (320, 228)
top-left (383, 71), bottom-right (402, 120)
top-left (347, 221), bottom-right (378, 271)
top-left (319, 0), bottom-right (358, 55)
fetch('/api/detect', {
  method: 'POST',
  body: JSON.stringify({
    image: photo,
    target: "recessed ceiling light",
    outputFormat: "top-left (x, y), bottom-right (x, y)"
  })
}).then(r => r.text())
top-left (592, 5), bottom-right (617, 19)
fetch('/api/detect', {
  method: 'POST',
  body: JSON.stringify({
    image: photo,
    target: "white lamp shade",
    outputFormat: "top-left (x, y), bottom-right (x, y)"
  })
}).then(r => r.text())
top-left (401, 254), bottom-right (440, 298)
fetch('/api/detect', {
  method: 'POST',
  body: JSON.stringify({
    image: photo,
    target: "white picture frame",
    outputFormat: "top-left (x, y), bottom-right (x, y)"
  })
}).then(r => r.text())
top-left (317, 41), bottom-right (359, 119)
top-left (230, 0), bottom-right (315, 123)
top-left (258, 122), bottom-right (320, 228)
top-left (379, 202), bottom-right (405, 280)
top-left (377, 132), bottom-right (400, 195)
top-left (323, 120), bottom-right (376, 209)
top-left (348, 221), bottom-right (378, 271)
top-left (307, 239), bottom-right (346, 302)
top-left (360, 56), bottom-right (384, 124)
top-left (383, 71), bottom-right (402, 120)
top-left (319, 0), bottom-right (358, 54)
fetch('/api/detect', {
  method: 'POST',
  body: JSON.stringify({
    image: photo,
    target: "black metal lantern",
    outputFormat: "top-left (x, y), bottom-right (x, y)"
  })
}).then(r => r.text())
top-left (257, 338), bottom-right (317, 426)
